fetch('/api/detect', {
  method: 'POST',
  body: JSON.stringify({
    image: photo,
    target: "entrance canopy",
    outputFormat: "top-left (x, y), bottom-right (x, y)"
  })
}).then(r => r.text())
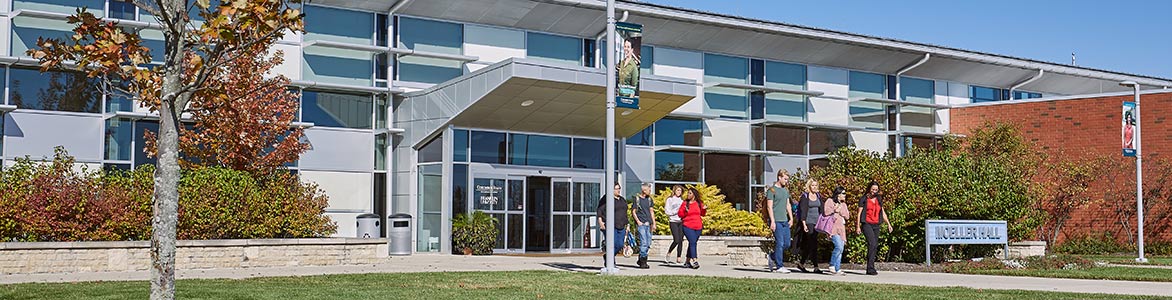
top-left (398, 58), bottom-right (697, 148)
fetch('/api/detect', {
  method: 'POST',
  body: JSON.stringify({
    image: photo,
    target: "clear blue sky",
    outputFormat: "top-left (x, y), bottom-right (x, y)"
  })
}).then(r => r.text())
top-left (643, 0), bottom-right (1172, 79)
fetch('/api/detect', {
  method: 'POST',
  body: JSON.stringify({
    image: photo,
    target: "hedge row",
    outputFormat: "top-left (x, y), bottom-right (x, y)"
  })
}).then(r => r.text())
top-left (0, 148), bottom-right (336, 242)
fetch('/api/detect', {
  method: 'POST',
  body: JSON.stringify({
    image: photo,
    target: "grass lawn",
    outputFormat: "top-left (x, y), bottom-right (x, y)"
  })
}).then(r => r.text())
top-left (1080, 255), bottom-right (1172, 266)
top-left (959, 266), bottom-right (1172, 283)
top-left (1, 271), bottom-right (1164, 300)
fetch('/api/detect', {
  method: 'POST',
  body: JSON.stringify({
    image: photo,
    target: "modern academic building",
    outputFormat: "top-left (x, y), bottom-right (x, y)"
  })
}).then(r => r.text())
top-left (1, 0), bottom-right (1170, 254)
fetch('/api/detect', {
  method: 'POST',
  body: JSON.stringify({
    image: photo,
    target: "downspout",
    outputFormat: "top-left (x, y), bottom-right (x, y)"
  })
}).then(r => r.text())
top-left (1008, 69), bottom-right (1045, 100)
top-left (893, 53), bottom-right (930, 157)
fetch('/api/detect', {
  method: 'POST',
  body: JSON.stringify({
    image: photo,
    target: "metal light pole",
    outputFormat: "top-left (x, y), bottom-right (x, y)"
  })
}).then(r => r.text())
top-left (602, 0), bottom-right (618, 275)
top-left (1120, 80), bottom-right (1148, 264)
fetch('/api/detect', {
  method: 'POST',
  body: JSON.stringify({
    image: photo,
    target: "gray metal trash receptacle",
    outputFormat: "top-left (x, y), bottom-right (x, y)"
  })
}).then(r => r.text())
top-left (356, 213), bottom-right (381, 238)
top-left (388, 213), bottom-right (412, 256)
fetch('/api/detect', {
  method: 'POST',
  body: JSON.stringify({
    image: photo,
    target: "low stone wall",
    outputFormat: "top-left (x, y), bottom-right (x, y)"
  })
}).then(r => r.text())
top-left (0, 239), bottom-right (388, 275)
top-left (995, 241), bottom-right (1048, 258)
top-left (645, 235), bottom-right (769, 266)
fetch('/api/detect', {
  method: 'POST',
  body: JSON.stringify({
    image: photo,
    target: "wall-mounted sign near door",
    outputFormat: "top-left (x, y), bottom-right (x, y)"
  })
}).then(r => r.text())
top-left (476, 185), bottom-right (503, 205)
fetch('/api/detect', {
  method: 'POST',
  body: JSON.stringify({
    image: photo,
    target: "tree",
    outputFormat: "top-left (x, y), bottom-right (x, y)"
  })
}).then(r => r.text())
top-left (28, 1), bottom-right (303, 299)
top-left (1036, 155), bottom-right (1112, 246)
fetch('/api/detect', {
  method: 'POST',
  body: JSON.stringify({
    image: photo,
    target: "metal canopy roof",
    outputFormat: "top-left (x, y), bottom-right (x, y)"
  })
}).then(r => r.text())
top-left (338, 0), bottom-right (1172, 96)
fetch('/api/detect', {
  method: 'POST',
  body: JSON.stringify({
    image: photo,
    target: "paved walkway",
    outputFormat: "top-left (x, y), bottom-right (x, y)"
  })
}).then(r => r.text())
top-left (4, 255), bottom-right (1172, 297)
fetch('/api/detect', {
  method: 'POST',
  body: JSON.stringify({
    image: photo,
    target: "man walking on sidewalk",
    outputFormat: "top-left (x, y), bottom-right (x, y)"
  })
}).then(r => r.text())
top-left (598, 182), bottom-right (630, 266)
top-left (633, 183), bottom-right (656, 269)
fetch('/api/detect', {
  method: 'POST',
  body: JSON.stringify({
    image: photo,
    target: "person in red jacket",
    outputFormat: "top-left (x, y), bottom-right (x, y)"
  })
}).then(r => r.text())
top-left (677, 187), bottom-right (707, 269)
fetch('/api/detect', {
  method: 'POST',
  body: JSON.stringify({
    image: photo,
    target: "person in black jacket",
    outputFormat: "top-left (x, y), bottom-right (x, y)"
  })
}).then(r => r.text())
top-left (855, 181), bottom-right (893, 275)
top-left (796, 179), bottom-right (825, 273)
top-left (597, 182), bottom-right (629, 261)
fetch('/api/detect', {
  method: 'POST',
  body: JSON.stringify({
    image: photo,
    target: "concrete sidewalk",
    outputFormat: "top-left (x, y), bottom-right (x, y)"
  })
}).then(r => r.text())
top-left (3, 254), bottom-right (1171, 297)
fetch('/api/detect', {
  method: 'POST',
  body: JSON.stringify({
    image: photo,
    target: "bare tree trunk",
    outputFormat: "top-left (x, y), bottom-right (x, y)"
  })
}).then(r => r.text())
top-left (151, 1), bottom-right (187, 299)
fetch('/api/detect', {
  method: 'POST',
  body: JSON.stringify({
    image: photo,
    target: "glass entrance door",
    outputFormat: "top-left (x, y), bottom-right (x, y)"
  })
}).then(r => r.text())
top-left (526, 176), bottom-right (551, 252)
top-left (474, 176), bottom-right (525, 253)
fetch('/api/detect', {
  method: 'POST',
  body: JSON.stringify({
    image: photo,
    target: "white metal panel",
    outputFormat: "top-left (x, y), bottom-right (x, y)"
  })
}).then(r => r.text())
top-left (654, 48), bottom-right (705, 116)
top-left (807, 66), bottom-right (850, 125)
top-left (850, 131), bottom-right (888, 154)
top-left (702, 119), bottom-right (749, 149)
top-left (935, 81), bottom-right (952, 134)
top-left (464, 24), bottom-right (525, 64)
top-left (0, 16), bottom-right (10, 57)
top-left (270, 43), bottom-right (302, 81)
top-left (623, 146), bottom-right (654, 184)
top-left (302, 170), bottom-right (374, 211)
top-left (4, 112), bottom-right (103, 163)
top-left (948, 82), bottom-right (971, 105)
top-left (300, 128), bottom-right (375, 172)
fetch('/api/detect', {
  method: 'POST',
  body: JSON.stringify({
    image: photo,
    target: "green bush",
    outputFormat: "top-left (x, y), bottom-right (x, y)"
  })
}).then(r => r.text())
top-left (0, 147), bottom-right (336, 242)
top-left (452, 211), bottom-right (497, 255)
top-left (1146, 241), bottom-right (1172, 256)
top-left (1054, 232), bottom-right (1131, 255)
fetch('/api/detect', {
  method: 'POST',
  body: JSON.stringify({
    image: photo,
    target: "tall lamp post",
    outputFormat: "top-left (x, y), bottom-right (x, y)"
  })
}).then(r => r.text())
top-left (601, 0), bottom-right (618, 275)
top-left (1120, 80), bottom-right (1148, 264)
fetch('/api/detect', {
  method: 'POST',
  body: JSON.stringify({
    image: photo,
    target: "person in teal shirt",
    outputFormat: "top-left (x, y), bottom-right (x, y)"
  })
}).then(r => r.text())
top-left (765, 170), bottom-right (794, 273)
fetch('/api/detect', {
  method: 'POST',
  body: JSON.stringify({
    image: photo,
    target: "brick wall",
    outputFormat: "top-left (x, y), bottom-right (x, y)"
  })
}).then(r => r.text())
top-left (951, 91), bottom-right (1172, 245)
top-left (0, 239), bottom-right (388, 275)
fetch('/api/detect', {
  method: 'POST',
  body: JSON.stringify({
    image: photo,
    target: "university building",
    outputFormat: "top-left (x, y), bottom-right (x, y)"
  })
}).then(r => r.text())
top-left (0, 0), bottom-right (1168, 254)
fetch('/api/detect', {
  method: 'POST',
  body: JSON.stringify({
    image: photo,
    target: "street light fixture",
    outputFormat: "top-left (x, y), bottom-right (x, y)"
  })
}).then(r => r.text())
top-left (1119, 80), bottom-right (1148, 264)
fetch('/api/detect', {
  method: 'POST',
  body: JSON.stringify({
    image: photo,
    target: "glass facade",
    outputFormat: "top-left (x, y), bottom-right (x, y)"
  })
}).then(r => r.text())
top-left (764, 61), bottom-right (807, 122)
top-left (398, 17), bottom-right (464, 84)
top-left (470, 131), bottom-right (507, 164)
top-left (509, 134), bottom-right (571, 168)
top-left (9, 68), bottom-right (102, 113)
top-left (572, 139), bottom-right (603, 169)
top-left (526, 32), bottom-right (582, 66)
top-left (655, 151), bottom-right (700, 182)
top-left (703, 54), bottom-right (749, 119)
top-left (901, 76), bottom-right (935, 133)
top-left (704, 153), bottom-right (749, 210)
top-left (849, 71), bottom-right (887, 130)
top-left (301, 90), bottom-right (373, 129)
top-left (303, 5), bottom-right (377, 86)
top-left (104, 118), bottom-right (133, 161)
top-left (417, 164), bottom-right (442, 252)
top-left (654, 118), bottom-right (702, 146)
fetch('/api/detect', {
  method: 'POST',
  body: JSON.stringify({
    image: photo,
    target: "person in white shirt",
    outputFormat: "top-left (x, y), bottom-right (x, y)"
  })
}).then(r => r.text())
top-left (663, 185), bottom-right (685, 264)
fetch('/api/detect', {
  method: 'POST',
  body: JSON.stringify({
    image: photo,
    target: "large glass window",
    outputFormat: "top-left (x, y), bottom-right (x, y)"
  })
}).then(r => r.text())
top-left (640, 46), bottom-right (654, 75)
top-left (1013, 91), bottom-right (1042, 100)
top-left (453, 164), bottom-right (468, 217)
top-left (398, 17), bottom-right (464, 84)
top-left (104, 118), bottom-right (133, 161)
top-left (9, 68), bottom-right (102, 113)
top-left (375, 95), bottom-right (388, 129)
top-left (626, 125), bottom-right (652, 146)
top-left (900, 77), bottom-right (935, 133)
top-left (304, 5), bottom-right (374, 45)
top-left (509, 134), bottom-right (570, 168)
top-left (375, 133), bottom-right (388, 170)
top-left (109, 0), bottom-right (137, 20)
top-left (572, 138), bottom-right (603, 169)
top-left (417, 164), bottom-right (443, 252)
top-left (765, 61), bottom-right (807, 122)
top-left (526, 32), bottom-right (582, 66)
top-left (654, 118), bottom-right (702, 146)
top-left (417, 135), bottom-right (442, 163)
top-left (703, 54), bottom-right (749, 119)
top-left (809, 128), bottom-right (849, 155)
top-left (849, 71), bottom-right (887, 130)
top-left (970, 86), bottom-right (1004, 103)
top-left (655, 151), bottom-right (700, 182)
top-left (470, 131), bottom-right (507, 164)
top-left (705, 153), bottom-right (749, 211)
top-left (12, 16), bottom-right (77, 60)
top-left (765, 125), bottom-right (807, 155)
top-left (301, 90), bottom-right (372, 129)
top-left (453, 129), bottom-right (469, 162)
top-left (302, 5), bottom-right (376, 86)
top-left (14, 0), bottom-right (105, 16)
top-left (133, 121), bottom-right (159, 167)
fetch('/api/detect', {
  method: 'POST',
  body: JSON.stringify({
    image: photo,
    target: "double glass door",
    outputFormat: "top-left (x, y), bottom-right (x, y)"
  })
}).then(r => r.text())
top-left (472, 172), bottom-right (601, 253)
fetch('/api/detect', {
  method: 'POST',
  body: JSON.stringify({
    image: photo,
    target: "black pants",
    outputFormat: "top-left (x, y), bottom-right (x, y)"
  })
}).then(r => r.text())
top-left (666, 221), bottom-right (684, 258)
top-left (800, 223), bottom-right (820, 267)
top-left (862, 223), bottom-right (881, 273)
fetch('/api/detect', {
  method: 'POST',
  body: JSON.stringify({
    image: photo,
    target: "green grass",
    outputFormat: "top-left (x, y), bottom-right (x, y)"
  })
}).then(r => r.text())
top-left (1080, 255), bottom-right (1172, 266)
top-left (1, 271), bottom-right (1163, 300)
top-left (960, 266), bottom-right (1172, 283)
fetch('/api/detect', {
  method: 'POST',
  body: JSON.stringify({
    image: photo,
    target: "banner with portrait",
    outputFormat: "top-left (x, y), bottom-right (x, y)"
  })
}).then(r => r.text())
top-left (1123, 101), bottom-right (1137, 157)
top-left (615, 22), bottom-right (642, 110)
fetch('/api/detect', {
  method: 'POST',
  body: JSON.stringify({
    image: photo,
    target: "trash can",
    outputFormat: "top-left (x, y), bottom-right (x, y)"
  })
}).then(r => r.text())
top-left (356, 213), bottom-right (381, 238)
top-left (388, 213), bottom-right (412, 256)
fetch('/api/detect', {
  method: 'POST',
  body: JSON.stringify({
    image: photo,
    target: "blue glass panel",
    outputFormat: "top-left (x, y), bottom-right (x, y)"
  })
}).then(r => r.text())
top-left (625, 125), bottom-right (652, 146)
top-left (110, 0), bottom-right (136, 20)
top-left (900, 77), bottom-right (935, 103)
top-left (509, 134), bottom-right (570, 168)
top-left (9, 68), bottom-right (101, 113)
top-left (301, 90), bottom-right (372, 129)
top-left (849, 71), bottom-right (887, 129)
top-left (970, 86), bottom-right (1002, 103)
top-left (704, 54), bottom-right (748, 119)
top-left (453, 164), bottom-right (468, 216)
top-left (418, 135), bottom-right (442, 163)
top-left (470, 131), bottom-right (507, 164)
top-left (398, 17), bottom-right (463, 84)
top-left (572, 139), bottom-right (603, 169)
top-left (453, 129), bottom-right (469, 162)
top-left (641, 45), bottom-right (654, 75)
top-left (654, 118), bottom-right (702, 146)
top-left (527, 32), bottom-right (582, 66)
top-left (654, 151), bottom-right (700, 182)
top-left (134, 121), bottom-right (159, 167)
top-left (105, 118), bottom-right (133, 161)
top-left (304, 5), bottom-right (374, 44)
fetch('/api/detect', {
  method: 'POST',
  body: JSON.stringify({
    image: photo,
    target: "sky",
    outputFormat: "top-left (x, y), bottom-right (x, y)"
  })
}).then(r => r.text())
top-left (643, 0), bottom-right (1172, 79)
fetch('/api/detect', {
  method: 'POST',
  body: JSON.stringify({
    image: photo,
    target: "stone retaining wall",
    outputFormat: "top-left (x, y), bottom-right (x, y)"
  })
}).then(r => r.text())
top-left (644, 235), bottom-right (770, 266)
top-left (0, 239), bottom-right (388, 275)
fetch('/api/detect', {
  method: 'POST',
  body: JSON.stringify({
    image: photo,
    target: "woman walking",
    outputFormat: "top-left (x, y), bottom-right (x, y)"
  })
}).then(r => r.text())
top-left (856, 181), bottom-right (893, 275)
top-left (765, 170), bottom-right (793, 273)
top-left (678, 187), bottom-right (707, 269)
top-left (664, 185), bottom-right (685, 265)
top-left (796, 179), bottom-right (825, 273)
top-left (824, 187), bottom-right (850, 275)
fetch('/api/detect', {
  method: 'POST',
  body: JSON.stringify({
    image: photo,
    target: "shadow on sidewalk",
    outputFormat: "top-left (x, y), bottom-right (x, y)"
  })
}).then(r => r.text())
top-left (541, 262), bottom-right (644, 272)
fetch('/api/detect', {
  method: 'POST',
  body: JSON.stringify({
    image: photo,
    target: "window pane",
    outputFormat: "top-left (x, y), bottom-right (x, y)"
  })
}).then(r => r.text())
top-left (572, 215), bottom-right (595, 248)
top-left (655, 151), bottom-right (700, 182)
top-left (583, 39), bottom-right (597, 68)
top-left (12, 17), bottom-right (77, 60)
top-left (134, 121), bottom-right (159, 167)
top-left (509, 179), bottom-right (525, 212)
top-left (901, 77), bottom-right (935, 133)
top-left (375, 133), bottom-right (388, 170)
top-left (765, 61), bottom-right (807, 122)
top-left (510, 134), bottom-right (570, 168)
top-left (641, 45), bottom-right (654, 75)
top-left (705, 153), bottom-right (749, 211)
top-left (626, 125), bottom-right (652, 146)
top-left (554, 182), bottom-right (570, 212)
top-left (105, 118), bottom-right (133, 161)
top-left (654, 118), bottom-right (702, 146)
top-left (507, 214), bottom-right (524, 249)
top-left (417, 135), bottom-right (442, 163)
top-left (303, 47), bottom-right (373, 87)
top-left (417, 165), bottom-right (442, 252)
top-left (375, 95), bottom-right (388, 129)
top-left (766, 125), bottom-right (807, 155)
top-left (399, 17), bottom-right (464, 84)
top-left (704, 54), bottom-right (748, 119)
top-left (849, 71), bottom-right (887, 129)
top-left (470, 131), bottom-right (507, 164)
top-left (572, 138), bottom-right (603, 169)
top-left (376, 14), bottom-right (389, 47)
top-left (474, 178), bottom-right (505, 211)
top-left (453, 129), bottom-right (469, 162)
top-left (301, 90), bottom-right (372, 129)
top-left (809, 128), bottom-right (849, 155)
top-left (970, 86), bottom-right (1001, 103)
top-left (575, 182), bottom-right (600, 213)
top-left (527, 32), bottom-right (582, 66)
top-left (9, 68), bottom-right (101, 113)
top-left (110, 0), bottom-right (136, 20)
top-left (14, 0), bottom-right (104, 16)
top-left (751, 155), bottom-right (765, 186)
top-left (304, 5), bottom-right (374, 45)
top-left (553, 215), bottom-right (570, 249)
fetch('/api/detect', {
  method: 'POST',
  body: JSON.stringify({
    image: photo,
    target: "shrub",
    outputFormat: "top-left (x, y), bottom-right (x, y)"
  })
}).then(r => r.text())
top-left (945, 254), bottom-right (1094, 273)
top-left (0, 147), bottom-right (336, 242)
top-left (1054, 232), bottom-right (1131, 255)
top-left (652, 184), bottom-right (769, 237)
top-left (452, 211), bottom-right (497, 255)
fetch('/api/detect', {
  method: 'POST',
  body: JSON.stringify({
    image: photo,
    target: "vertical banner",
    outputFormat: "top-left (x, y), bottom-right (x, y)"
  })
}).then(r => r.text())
top-left (1123, 101), bottom-right (1137, 157)
top-left (615, 22), bottom-right (642, 110)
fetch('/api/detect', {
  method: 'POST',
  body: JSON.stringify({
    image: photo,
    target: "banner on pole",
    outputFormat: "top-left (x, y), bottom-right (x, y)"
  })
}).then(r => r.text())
top-left (1124, 101), bottom-right (1137, 157)
top-left (615, 22), bottom-right (641, 110)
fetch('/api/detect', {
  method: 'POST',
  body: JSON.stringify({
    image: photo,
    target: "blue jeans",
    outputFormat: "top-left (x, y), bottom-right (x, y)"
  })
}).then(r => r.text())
top-left (772, 221), bottom-right (791, 269)
top-left (637, 225), bottom-right (652, 258)
top-left (602, 228), bottom-right (628, 256)
top-left (683, 226), bottom-right (701, 259)
top-left (830, 234), bottom-right (844, 271)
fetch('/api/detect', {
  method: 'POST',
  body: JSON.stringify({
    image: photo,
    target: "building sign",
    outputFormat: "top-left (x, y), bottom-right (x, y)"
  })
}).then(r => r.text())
top-left (924, 220), bottom-right (1009, 265)
top-left (1123, 101), bottom-right (1137, 157)
top-left (475, 185), bottom-right (502, 205)
top-left (615, 22), bottom-right (642, 110)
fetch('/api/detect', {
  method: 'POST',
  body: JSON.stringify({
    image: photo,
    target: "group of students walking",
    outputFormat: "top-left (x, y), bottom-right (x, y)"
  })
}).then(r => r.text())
top-left (596, 170), bottom-right (893, 275)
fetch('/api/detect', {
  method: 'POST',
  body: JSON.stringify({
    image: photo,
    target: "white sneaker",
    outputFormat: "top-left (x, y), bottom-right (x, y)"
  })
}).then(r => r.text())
top-left (836, 271), bottom-right (845, 276)
top-left (777, 267), bottom-right (791, 274)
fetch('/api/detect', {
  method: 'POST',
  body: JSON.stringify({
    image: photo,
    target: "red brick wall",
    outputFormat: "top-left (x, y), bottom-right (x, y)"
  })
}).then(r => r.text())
top-left (951, 92), bottom-right (1172, 245)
